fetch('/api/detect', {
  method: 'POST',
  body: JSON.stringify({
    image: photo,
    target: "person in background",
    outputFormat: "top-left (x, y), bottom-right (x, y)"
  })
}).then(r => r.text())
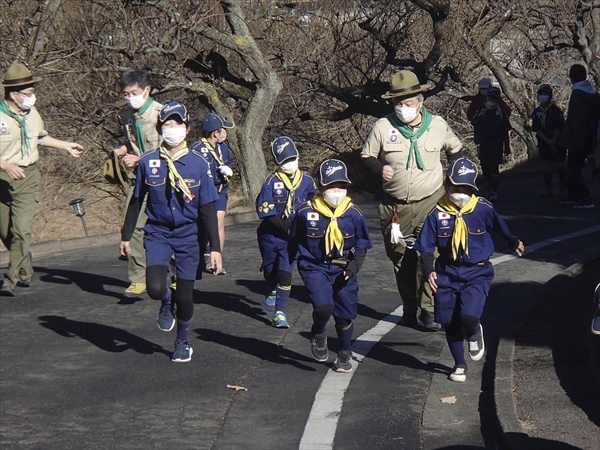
top-left (466, 77), bottom-right (511, 122)
top-left (531, 84), bottom-right (566, 198)
top-left (0, 63), bottom-right (83, 297)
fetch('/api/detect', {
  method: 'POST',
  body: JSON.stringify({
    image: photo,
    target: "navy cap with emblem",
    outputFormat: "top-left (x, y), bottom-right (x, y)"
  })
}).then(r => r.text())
top-left (202, 113), bottom-right (234, 133)
top-left (159, 101), bottom-right (189, 124)
top-left (271, 136), bottom-right (299, 165)
top-left (446, 158), bottom-right (478, 189)
top-left (319, 159), bottom-right (352, 187)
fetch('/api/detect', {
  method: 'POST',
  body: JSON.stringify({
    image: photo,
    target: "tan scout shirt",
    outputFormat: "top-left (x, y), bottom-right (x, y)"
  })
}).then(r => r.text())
top-left (0, 106), bottom-right (48, 167)
top-left (122, 99), bottom-right (163, 156)
top-left (361, 113), bottom-right (462, 202)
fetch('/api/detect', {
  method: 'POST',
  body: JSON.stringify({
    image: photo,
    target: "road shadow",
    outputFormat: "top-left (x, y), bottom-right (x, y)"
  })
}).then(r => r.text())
top-left (235, 278), bottom-right (311, 304)
top-left (38, 315), bottom-right (170, 356)
top-left (194, 328), bottom-right (317, 371)
top-left (34, 266), bottom-right (127, 300)
top-left (193, 289), bottom-right (271, 325)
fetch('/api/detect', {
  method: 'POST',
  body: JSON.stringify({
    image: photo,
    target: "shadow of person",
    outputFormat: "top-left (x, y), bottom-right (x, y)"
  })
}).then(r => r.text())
top-left (38, 315), bottom-right (170, 356)
top-left (34, 266), bottom-right (128, 301)
top-left (192, 289), bottom-right (271, 325)
top-left (361, 339), bottom-right (452, 375)
top-left (194, 328), bottom-right (317, 372)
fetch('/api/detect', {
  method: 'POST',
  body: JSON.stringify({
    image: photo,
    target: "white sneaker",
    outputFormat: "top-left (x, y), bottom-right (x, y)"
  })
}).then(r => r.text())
top-left (449, 365), bottom-right (467, 382)
top-left (468, 324), bottom-right (485, 361)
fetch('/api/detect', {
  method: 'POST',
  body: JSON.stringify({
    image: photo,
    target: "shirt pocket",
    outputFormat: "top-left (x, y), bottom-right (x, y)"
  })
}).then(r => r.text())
top-left (421, 139), bottom-right (442, 170)
top-left (145, 176), bottom-right (166, 187)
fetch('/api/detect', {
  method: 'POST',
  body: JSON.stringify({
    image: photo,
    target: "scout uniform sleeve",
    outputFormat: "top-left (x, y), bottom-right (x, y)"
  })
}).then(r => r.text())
top-left (197, 159), bottom-right (221, 252)
top-left (489, 206), bottom-right (520, 251)
top-left (413, 212), bottom-right (438, 279)
top-left (256, 176), bottom-right (277, 219)
top-left (360, 120), bottom-right (383, 160)
top-left (441, 121), bottom-right (463, 161)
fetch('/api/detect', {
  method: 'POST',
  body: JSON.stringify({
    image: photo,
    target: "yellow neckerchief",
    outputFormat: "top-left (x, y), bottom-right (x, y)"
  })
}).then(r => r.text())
top-left (201, 137), bottom-right (226, 166)
top-left (275, 168), bottom-right (303, 218)
top-left (435, 193), bottom-right (479, 260)
top-left (483, 102), bottom-right (504, 121)
top-left (309, 193), bottom-right (353, 257)
top-left (539, 102), bottom-right (553, 129)
top-left (159, 143), bottom-right (194, 203)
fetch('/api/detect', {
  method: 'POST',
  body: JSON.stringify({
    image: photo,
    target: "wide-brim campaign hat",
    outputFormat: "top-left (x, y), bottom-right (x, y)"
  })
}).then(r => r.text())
top-left (319, 159), bottom-right (352, 186)
top-left (381, 70), bottom-right (434, 99)
top-left (159, 101), bottom-right (189, 124)
top-left (1, 63), bottom-right (42, 87)
top-left (446, 157), bottom-right (478, 190)
top-left (271, 136), bottom-right (299, 165)
top-left (203, 113), bottom-right (234, 133)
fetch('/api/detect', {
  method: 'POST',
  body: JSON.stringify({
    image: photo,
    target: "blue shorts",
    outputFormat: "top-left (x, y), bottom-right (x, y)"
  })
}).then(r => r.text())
top-left (433, 261), bottom-right (494, 324)
top-left (297, 259), bottom-right (358, 320)
top-left (215, 187), bottom-right (228, 212)
top-left (143, 222), bottom-right (199, 280)
top-left (258, 233), bottom-right (295, 274)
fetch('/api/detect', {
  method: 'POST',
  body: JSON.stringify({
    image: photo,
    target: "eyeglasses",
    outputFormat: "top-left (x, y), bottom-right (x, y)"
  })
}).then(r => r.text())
top-left (16, 90), bottom-right (35, 98)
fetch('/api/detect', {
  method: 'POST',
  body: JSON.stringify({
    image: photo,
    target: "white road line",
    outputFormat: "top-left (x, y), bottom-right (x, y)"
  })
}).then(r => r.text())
top-left (299, 224), bottom-right (600, 449)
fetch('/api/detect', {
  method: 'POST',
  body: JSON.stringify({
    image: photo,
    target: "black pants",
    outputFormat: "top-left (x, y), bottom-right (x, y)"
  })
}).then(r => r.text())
top-left (566, 149), bottom-right (591, 200)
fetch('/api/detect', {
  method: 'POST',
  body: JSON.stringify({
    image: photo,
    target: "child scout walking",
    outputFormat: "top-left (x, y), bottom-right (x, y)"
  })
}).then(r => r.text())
top-left (414, 158), bottom-right (524, 382)
top-left (119, 102), bottom-right (222, 363)
top-left (291, 159), bottom-right (372, 373)
top-left (256, 136), bottom-right (316, 328)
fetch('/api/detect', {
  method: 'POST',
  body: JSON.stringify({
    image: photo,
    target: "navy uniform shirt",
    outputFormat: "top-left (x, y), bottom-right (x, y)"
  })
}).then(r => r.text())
top-left (292, 202), bottom-right (373, 262)
top-left (531, 104), bottom-right (565, 157)
top-left (191, 140), bottom-right (232, 192)
top-left (415, 197), bottom-right (512, 265)
top-left (256, 172), bottom-right (317, 223)
top-left (471, 106), bottom-right (511, 145)
top-left (134, 147), bottom-right (219, 227)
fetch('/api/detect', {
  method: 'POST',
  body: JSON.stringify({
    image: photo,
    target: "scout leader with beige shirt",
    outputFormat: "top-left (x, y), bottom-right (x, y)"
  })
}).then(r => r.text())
top-left (360, 70), bottom-right (463, 329)
top-left (0, 63), bottom-right (83, 297)
top-left (112, 69), bottom-right (163, 298)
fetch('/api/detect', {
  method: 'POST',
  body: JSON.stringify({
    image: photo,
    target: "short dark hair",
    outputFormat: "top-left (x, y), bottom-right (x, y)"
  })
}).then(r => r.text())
top-left (119, 69), bottom-right (151, 90)
top-left (4, 84), bottom-right (35, 99)
top-left (569, 64), bottom-right (587, 83)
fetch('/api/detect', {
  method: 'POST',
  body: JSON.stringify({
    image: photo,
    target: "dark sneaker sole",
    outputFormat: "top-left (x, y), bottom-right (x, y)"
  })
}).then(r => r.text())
top-left (333, 364), bottom-right (353, 373)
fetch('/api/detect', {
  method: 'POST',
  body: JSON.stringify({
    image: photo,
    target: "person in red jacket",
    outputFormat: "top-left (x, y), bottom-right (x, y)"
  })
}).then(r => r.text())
top-left (466, 77), bottom-right (511, 121)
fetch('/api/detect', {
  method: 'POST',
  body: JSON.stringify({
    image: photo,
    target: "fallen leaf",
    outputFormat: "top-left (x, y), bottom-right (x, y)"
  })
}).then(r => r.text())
top-left (227, 384), bottom-right (248, 391)
top-left (441, 396), bottom-right (457, 404)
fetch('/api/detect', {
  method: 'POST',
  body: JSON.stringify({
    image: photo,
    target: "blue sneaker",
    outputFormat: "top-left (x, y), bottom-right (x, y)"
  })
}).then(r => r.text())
top-left (172, 341), bottom-right (193, 362)
top-left (157, 303), bottom-right (175, 332)
top-left (272, 311), bottom-right (289, 328)
top-left (265, 290), bottom-right (276, 307)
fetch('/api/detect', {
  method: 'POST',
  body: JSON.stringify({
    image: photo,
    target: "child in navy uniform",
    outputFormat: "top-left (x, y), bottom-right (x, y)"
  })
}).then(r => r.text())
top-left (414, 158), bottom-right (524, 382)
top-left (120, 102), bottom-right (222, 362)
top-left (256, 137), bottom-right (316, 328)
top-left (292, 159), bottom-right (372, 372)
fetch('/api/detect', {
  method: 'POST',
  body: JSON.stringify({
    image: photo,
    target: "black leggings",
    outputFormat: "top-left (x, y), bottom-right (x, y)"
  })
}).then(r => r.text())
top-left (146, 265), bottom-right (194, 322)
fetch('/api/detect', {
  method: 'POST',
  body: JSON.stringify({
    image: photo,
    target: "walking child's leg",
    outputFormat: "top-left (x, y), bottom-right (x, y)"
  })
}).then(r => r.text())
top-left (172, 279), bottom-right (195, 362)
top-left (274, 270), bottom-right (292, 311)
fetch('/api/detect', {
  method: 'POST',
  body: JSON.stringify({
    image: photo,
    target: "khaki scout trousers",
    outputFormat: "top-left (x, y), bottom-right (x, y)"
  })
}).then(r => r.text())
top-left (378, 185), bottom-right (445, 315)
top-left (124, 183), bottom-right (147, 284)
top-left (0, 165), bottom-right (40, 288)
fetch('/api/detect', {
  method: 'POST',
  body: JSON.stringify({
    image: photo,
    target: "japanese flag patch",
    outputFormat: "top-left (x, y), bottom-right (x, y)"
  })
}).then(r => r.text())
top-left (274, 182), bottom-right (284, 190)
top-left (307, 212), bottom-right (319, 221)
top-left (438, 212), bottom-right (450, 220)
top-left (149, 160), bottom-right (161, 168)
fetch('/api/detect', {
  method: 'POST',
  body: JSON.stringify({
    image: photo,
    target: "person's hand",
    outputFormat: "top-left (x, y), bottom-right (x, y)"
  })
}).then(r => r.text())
top-left (382, 165), bottom-right (394, 182)
top-left (0, 161), bottom-right (25, 180)
top-left (119, 241), bottom-right (131, 257)
top-left (64, 142), bottom-right (83, 157)
top-left (121, 154), bottom-right (140, 169)
top-left (210, 251), bottom-right (223, 276)
top-left (218, 165), bottom-right (233, 177)
top-left (427, 272), bottom-right (438, 293)
top-left (514, 240), bottom-right (525, 257)
top-left (113, 146), bottom-right (128, 158)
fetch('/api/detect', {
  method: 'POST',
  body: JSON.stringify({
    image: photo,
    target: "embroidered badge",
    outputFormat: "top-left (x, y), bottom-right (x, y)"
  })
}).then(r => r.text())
top-left (438, 212), bottom-right (450, 220)
top-left (274, 182), bottom-right (284, 189)
top-left (149, 160), bottom-right (161, 168)
top-left (151, 167), bottom-right (158, 175)
top-left (307, 212), bottom-right (319, 221)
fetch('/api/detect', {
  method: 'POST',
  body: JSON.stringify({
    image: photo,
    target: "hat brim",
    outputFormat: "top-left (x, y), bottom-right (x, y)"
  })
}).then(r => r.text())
top-left (448, 178), bottom-right (478, 190)
top-left (159, 112), bottom-right (188, 124)
top-left (1, 76), bottom-right (42, 87)
top-left (320, 177), bottom-right (351, 187)
top-left (381, 82), bottom-right (434, 99)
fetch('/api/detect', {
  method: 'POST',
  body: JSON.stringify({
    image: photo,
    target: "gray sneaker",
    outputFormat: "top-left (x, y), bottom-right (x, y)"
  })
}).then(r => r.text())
top-left (449, 364), bottom-right (467, 382)
top-left (333, 350), bottom-right (353, 373)
top-left (468, 324), bottom-right (485, 361)
top-left (157, 303), bottom-right (175, 332)
top-left (311, 333), bottom-right (328, 362)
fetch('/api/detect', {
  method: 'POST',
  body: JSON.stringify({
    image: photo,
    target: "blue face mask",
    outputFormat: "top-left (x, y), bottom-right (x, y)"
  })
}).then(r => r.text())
top-left (487, 99), bottom-right (497, 107)
top-left (538, 95), bottom-right (550, 104)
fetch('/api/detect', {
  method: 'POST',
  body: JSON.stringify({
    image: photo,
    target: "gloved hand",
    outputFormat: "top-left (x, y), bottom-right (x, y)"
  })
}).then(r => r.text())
top-left (390, 223), bottom-right (415, 248)
top-left (218, 165), bottom-right (233, 177)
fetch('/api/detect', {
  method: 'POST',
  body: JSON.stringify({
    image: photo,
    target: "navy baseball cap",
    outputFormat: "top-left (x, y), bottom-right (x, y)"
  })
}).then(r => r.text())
top-left (271, 136), bottom-right (299, 165)
top-left (319, 159), bottom-right (351, 186)
top-left (487, 86), bottom-right (501, 98)
top-left (159, 101), bottom-right (188, 124)
top-left (537, 84), bottom-right (553, 95)
top-left (202, 113), bottom-right (234, 133)
top-left (446, 158), bottom-right (478, 189)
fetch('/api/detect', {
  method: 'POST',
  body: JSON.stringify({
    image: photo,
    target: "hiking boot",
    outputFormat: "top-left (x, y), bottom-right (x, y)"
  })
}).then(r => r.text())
top-left (172, 341), bottom-right (193, 362)
top-left (123, 282), bottom-right (146, 298)
top-left (571, 199), bottom-right (594, 209)
top-left (399, 312), bottom-right (417, 326)
top-left (333, 350), bottom-right (353, 373)
top-left (468, 324), bottom-right (485, 361)
top-left (449, 364), bottom-right (467, 382)
top-left (265, 290), bottom-right (277, 307)
top-left (311, 333), bottom-right (329, 362)
top-left (157, 303), bottom-right (175, 332)
top-left (418, 310), bottom-right (439, 330)
top-left (0, 282), bottom-right (15, 297)
top-left (272, 311), bottom-right (290, 328)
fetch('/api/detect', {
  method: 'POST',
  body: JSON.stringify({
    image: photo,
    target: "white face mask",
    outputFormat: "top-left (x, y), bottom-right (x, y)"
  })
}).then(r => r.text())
top-left (161, 127), bottom-right (187, 147)
top-left (538, 95), bottom-right (550, 104)
top-left (395, 104), bottom-right (420, 123)
top-left (449, 192), bottom-right (471, 209)
top-left (323, 190), bottom-right (347, 207)
top-left (279, 159), bottom-right (298, 175)
top-left (15, 92), bottom-right (36, 110)
top-left (126, 88), bottom-right (148, 110)
top-left (487, 100), bottom-right (497, 107)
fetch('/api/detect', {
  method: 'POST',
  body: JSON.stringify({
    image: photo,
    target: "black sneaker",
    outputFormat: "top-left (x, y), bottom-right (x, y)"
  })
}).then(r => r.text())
top-left (418, 310), bottom-right (439, 329)
top-left (333, 350), bottom-right (353, 373)
top-left (468, 324), bottom-right (485, 361)
top-left (311, 333), bottom-right (328, 362)
top-left (449, 364), bottom-right (467, 382)
top-left (399, 312), bottom-right (417, 326)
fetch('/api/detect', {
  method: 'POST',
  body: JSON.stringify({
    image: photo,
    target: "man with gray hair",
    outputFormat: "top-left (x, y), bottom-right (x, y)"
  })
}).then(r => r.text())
top-left (361, 70), bottom-right (463, 329)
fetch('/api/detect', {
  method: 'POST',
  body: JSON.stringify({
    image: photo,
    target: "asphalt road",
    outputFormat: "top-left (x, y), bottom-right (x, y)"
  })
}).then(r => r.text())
top-left (1, 168), bottom-right (599, 449)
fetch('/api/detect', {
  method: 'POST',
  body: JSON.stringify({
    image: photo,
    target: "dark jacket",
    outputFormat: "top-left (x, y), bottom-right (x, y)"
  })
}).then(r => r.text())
top-left (559, 89), bottom-right (600, 154)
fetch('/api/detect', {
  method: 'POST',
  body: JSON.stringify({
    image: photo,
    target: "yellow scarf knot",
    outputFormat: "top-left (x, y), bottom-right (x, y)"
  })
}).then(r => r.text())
top-left (435, 194), bottom-right (479, 260)
top-left (275, 169), bottom-right (303, 218)
top-left (309, 193), bottom-right (353, 257)
top-left (159, 144), bottom-right (195, 203)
